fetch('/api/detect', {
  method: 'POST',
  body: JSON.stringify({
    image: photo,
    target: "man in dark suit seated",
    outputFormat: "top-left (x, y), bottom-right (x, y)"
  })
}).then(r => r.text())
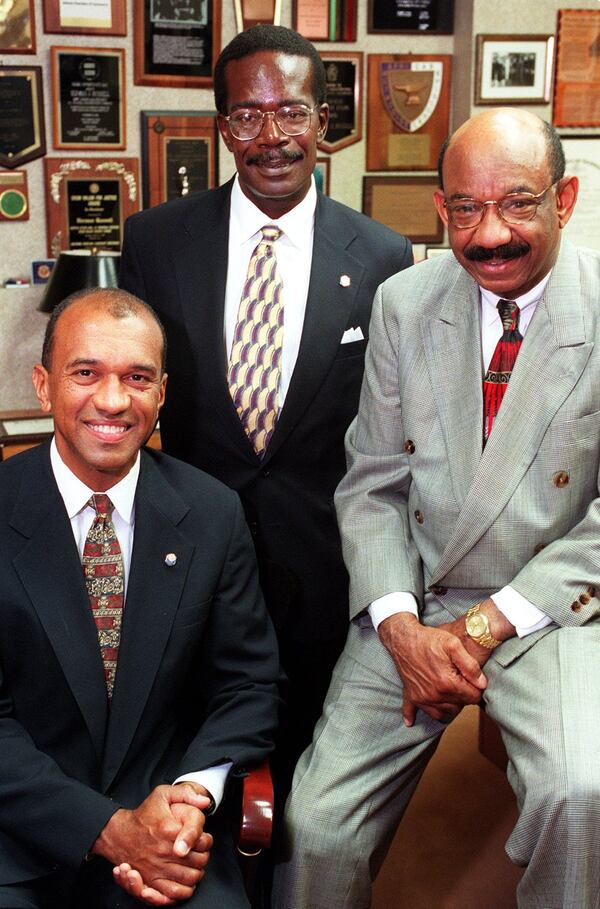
top-left (119, 25), bottom-right (413, 809)
top-left (0, 287), bottom-right (280, 908)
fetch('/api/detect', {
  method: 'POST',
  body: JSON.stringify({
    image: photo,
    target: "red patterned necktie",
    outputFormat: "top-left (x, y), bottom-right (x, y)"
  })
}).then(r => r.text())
top-left (228, 225), bottom-right (284, 456)
top-left (82, 494), bottom-right (124, 698)
top-left (483, 299), bottom-right (523, 443)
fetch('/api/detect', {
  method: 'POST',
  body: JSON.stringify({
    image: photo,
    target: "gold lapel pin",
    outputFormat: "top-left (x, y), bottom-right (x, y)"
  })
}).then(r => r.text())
top-left (164, 553), bottom-right (177, 567)
top-left (339, 274), bottom-right (351, 287)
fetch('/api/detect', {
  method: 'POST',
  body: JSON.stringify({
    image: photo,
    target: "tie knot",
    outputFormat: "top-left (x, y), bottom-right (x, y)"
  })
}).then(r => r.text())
top-left (88, 493), bottom-right (114, 518)
top-left (497, 299), bottom-right (520, 332)
top-left (261, 225), bottom-right (281, 244)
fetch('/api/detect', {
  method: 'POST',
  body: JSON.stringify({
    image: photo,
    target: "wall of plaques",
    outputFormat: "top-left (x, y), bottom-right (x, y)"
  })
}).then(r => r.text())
top-left (1, 0), bottom-right (600, 409)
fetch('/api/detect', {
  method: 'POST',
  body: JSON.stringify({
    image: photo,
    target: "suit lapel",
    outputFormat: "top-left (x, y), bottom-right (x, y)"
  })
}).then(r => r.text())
top-left (422, 271), bottom-right (483, 508)
top-left (10, 445), bottom-right (108, 759)
top-left (264, 194), bottom-right (364, 462)
top-left (101, 453), bottom-right (194, 790)
top-left (430, 241), bottom-right (593, 584)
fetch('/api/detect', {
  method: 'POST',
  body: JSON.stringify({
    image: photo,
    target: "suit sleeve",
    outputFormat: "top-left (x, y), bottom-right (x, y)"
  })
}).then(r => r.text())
top-left (177, 495), bottom-right (282, 777)
top-left (335, 282), bottom-right (424, 621)
top-left (119, 215), bottom-right (149, 302)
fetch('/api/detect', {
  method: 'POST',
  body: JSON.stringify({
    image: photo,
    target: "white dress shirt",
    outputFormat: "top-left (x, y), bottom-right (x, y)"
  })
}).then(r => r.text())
top-left (225, 175), bottom-right (317, 404)
top-left (369, 272), bottom-right (553, 637)
top-left (50, 439), bottom-right (231, 808)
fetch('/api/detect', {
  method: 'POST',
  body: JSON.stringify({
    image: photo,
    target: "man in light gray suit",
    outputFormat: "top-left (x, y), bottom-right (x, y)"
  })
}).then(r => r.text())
top-left (273, 108), bottom-right (600, 909)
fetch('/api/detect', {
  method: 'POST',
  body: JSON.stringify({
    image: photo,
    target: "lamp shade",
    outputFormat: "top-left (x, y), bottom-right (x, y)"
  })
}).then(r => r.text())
top-left (38, 250), bottom-right (121, 313)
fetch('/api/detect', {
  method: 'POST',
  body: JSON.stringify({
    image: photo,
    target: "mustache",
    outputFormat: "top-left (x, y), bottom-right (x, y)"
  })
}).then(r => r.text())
top-left (246, 150), bottom-right (303, 166)
top-left (464, 242), bottom-right (530, 262)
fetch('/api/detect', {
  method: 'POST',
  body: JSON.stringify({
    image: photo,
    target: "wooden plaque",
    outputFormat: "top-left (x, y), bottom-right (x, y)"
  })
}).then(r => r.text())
top-left (234, 0), bottom-right (282, 32)
top-left (0, 170), bottom-right (29, 221)
top-left (0, 0), bottom-right (36, 53)
top-left (51, 46), bottom-right (126, 150)
top-left (0, 66), bottom-right (46, 169)
top-left (42, 0), bottom-right (126, 35)
top-left (368, 0), bottom-right (453, 34)
top-left (367, 54), bottom-right (451, 172)
top-left (553, 9), bottom-right (600, 129)
top-left (363, 176), bottom-right (443, 243)
top-left (134, 0), bottom-right (220, 88)
top-left (141, 111), bottom-right (218, 209)
top-left (44, 157), bottom-right (140, 258)
top-left (319, 52), bottom-right (362, 153)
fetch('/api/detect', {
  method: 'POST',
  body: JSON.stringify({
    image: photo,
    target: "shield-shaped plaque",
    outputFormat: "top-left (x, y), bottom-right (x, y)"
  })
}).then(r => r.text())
top-left (379, 60), bottom-right (443, 133)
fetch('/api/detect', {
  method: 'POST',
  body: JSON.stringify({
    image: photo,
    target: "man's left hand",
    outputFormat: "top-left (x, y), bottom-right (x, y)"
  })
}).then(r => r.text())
top-left (441, 598), bottom-right (515, 667)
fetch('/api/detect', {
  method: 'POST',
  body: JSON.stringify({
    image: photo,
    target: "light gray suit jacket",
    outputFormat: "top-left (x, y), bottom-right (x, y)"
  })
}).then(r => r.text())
top-left (335, 239), bottom-right (600, 667)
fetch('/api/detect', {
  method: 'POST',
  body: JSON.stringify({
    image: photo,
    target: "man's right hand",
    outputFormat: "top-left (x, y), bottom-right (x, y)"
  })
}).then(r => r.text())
top-left (378, 613), bottom-right (487, 727)
top-left (92, 785), bottom-right (212, 905)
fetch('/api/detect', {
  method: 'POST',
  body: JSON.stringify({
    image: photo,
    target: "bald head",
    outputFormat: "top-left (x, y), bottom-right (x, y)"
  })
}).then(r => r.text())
top-left (438, 108), bottom-right (565, 192)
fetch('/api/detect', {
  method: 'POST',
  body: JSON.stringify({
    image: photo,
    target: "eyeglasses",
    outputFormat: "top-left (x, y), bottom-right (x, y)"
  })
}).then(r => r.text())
top-left (443, 183), bottom-right (557, 230)
top-left (224, 105), bottom-right (318, 141)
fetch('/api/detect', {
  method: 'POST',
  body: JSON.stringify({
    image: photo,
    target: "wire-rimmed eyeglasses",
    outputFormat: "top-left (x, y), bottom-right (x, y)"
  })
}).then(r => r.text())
top-left (224, 105), bottom-right (319, 141)
top-left (443, 182), bottom-right (557, 230)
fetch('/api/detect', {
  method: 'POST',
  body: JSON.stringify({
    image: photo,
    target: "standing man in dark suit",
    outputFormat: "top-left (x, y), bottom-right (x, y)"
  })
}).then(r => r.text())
top-left (0, 288), bottom-right (280, 908)
top-left (119, 25), bottom-right (413, 800)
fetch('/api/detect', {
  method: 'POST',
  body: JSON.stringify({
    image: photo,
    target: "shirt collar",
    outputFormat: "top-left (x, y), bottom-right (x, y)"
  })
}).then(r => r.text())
top-left (230, 174), bottom-right (317, 250)
top-left (480, 270), bottom-right (552, 326)
top-left (50, 437), bottom-right (139, 524)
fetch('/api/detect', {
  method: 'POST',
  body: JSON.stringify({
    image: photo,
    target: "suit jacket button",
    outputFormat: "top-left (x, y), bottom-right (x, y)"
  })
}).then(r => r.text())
top-left (430, 585), bottom-right (447, 596)
top-left (571, 601), bottom-right (582, 612)
top-left (579, 592), bottom-right (591, 605)
top-left (533, 542), bottom-right (546, 554)
top-left (404, 440), bottom-right (415, 454)
top-left (553, 471), bottom-right (569, 487)
top-left (588, 585), bottom-right (596, 597)
top-left (414, 510), bottom-right (424, 524)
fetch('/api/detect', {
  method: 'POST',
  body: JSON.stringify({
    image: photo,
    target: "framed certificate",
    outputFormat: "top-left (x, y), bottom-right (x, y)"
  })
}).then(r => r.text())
top-left (0, 0), bottom-right (36, 52)
top-left (553, 9), bottom-right (600, 129)
top-left (367, 54), bottom-right (451, 172)
top-left (51, 46), bottom-right (125, 151)
top-left (141, 110), bottom-right (218, 208)
top-left (44, 157), bottom-right (140, 257)
top-left (363, 176), bottom-right (443, 243)
top-left (0, 66), bottom-right (46, 168)
top-left (134, 0), bottom-right (220, 88)
top-left (42, 0), bottom-right (126, 35)
top-left (368, 0), bottom-right (453, 34)
top-left (319, 52), bottom-right (362, 153)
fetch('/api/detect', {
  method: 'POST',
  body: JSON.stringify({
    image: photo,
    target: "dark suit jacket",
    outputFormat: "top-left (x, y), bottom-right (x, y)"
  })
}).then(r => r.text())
top-left (119, 180), bottom-right (412, 645)
top-left (0, 443), bottom-right (280, 885)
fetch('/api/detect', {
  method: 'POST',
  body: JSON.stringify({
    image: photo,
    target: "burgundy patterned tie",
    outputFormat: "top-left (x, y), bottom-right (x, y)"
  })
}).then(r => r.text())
top-left (228, 225), bottom-right (284, 456)
top-left (483, 299), bottom-right (523, 443)
top-left (82, 494), bottom-right (124, 698)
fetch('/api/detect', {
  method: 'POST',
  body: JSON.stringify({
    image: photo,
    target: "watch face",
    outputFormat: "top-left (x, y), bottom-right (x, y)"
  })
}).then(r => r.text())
top-left (466, 614), bottom-right (486, 637)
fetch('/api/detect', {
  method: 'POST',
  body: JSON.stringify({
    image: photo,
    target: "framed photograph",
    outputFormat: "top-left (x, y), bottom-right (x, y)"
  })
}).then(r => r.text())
top-left (313, 157), bottom-right (330, 196)
top-left (560, 138), bottom-right (600, 252)
top-left (363, 176), bottom-right (443, 244)
top-left (367, 54), bottom-right (451, 172)
top-left (44, 156), bottom-right (140, 258)
top-left (0, 0), bottom-right (36, 53)
top-left (42, 0), bottom-right (126, 36)
top-left (368, 0), bottom-right (453, 35)
top-left (319, 52), bottom-right (362, 153)
top-left (475, 34), bottom-right (554, 105)
top-left (141, 111), bottom-right (218, 209)
top-left (51, 47), bottom-right (125, 151)
top-left (0, 66), bottom-right (46, 169)
top-left (553, 9), bottom-right (600, 128)
top-left (134, 0), bottom-right (220, 88)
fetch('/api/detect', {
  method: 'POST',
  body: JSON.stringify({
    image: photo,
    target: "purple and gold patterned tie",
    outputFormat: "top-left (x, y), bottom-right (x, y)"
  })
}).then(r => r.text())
top-left (82, 494), bottom-right (124, 698)
top-left (228, 225), bottom-right (284, 456)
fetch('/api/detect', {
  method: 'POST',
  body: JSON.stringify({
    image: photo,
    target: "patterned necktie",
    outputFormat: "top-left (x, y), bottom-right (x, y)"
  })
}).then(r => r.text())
top-left (228, 225), bottom-right (284, 456)
top-left (82, 494), bottom-right (124, 698)
top-left (483, 299), bottom-right (523, 443)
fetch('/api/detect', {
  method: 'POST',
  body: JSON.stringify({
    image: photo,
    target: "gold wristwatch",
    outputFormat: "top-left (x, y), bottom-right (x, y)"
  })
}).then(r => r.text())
top-left (465, 603), bottom-right (501, 650)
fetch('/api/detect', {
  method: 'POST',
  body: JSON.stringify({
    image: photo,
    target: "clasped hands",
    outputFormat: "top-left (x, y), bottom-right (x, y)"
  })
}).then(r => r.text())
top-left (92, 782), bottom-right (214, 906)
top-left (379, 600), bottom-right (513, 728)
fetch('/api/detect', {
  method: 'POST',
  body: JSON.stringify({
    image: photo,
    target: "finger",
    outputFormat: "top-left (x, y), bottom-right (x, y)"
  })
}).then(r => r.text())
top-left (173, 814), bottom-right (205, 857)
top-left (169, 783), bottom-right (212, 812)
top-left (449, 641), bottom-right (487, 689)
top-left (146, 877), bottom-right (199, 903)
top-left (402, 700), bottom-right (416, 727)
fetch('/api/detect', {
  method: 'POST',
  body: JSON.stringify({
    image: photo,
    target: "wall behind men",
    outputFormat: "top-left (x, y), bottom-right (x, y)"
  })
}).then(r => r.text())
top-left (1, 0), bottom-right (598, 408)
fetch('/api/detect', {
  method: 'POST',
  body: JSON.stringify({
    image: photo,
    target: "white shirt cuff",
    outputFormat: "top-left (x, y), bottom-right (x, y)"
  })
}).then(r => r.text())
top-left (492, 586), bottom-right (552, 638)
top-left (173, 762), bottom-right (233, 810)
top-left (368, 592), bottom-right (419, 630)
